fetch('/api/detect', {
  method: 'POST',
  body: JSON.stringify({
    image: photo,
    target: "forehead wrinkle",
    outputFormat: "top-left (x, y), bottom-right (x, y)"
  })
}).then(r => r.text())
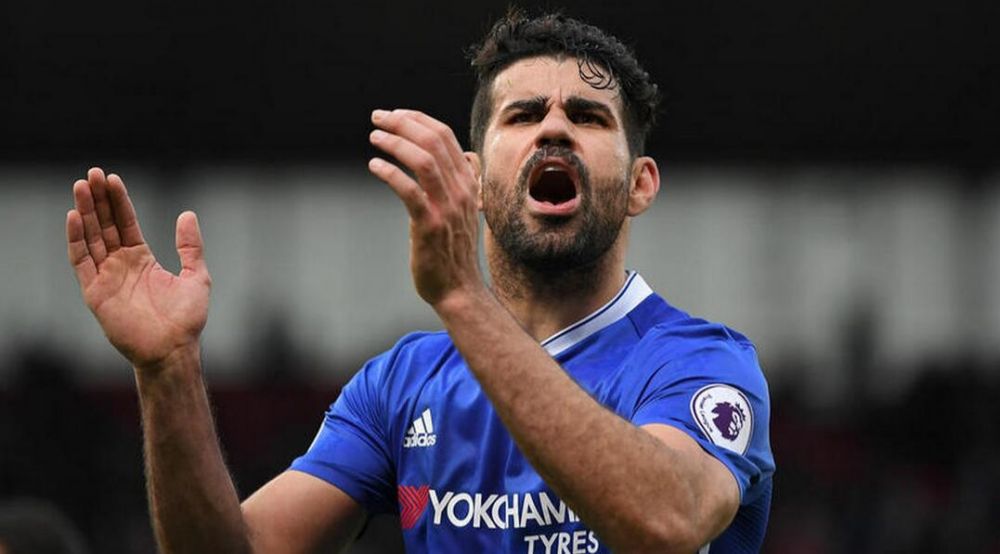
top-left (489, 57), bottom-right (570, 106)
top-left (491, 60), bottom-right (625, 120)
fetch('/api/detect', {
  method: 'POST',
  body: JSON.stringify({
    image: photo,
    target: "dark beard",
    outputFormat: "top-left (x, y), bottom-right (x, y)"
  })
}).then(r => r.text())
top-left (483, 146), bottom-right (629, 275)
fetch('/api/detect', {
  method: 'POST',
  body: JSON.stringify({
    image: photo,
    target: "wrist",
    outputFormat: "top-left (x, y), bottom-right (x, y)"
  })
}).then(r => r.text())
top-left (432, 284), bottom-right (496, 321)
top-left (133, 342), bottom-right (203, 378)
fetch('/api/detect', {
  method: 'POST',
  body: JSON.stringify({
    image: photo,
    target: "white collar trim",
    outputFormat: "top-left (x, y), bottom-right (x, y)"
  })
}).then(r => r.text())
top-left (540, 271), bottom-right (653, 357)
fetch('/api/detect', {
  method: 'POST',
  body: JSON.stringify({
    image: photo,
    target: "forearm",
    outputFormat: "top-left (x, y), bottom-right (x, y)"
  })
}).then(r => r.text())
top-left (134, 346), bottom-right (253, 554)
top-left (436, 291), bottom-right (703, 553)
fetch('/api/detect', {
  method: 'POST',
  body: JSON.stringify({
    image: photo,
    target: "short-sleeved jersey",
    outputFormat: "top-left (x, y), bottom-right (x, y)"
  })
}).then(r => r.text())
top-left (292, 272), bottom-right (775, 553)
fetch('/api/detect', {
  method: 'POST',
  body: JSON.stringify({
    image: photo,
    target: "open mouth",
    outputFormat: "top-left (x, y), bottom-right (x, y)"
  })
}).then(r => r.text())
top-left (528, 162), bottom-right (579, 206)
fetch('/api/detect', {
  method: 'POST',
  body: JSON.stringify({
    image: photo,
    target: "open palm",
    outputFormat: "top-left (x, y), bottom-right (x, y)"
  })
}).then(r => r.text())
top-left (67, 168), bottom-right (211, 369)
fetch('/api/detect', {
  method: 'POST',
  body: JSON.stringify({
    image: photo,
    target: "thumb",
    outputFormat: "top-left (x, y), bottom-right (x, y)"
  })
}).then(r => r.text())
top-left (175, 211), bottom-right (208, 277)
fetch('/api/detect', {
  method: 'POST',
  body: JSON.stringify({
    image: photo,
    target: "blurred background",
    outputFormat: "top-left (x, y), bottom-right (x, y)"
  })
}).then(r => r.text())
top-left (1, 0), bottom-right (998, 552)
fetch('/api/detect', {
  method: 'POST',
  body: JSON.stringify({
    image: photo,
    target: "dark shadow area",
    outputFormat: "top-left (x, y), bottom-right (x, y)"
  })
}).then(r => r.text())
top-left (1, 1), bottom-right (996, 168)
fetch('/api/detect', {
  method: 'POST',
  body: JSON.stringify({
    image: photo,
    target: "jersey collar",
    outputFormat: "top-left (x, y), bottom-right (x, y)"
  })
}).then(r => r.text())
top-left (540, 271), bottom-right (653, 357)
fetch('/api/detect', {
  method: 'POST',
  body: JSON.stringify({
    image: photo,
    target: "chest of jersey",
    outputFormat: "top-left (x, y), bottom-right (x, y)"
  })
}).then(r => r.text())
top-left (388, 340), bottom-right (638, 553)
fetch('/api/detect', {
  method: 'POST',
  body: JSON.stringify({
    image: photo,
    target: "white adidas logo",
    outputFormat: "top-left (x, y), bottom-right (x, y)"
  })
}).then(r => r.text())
top-left (403, 408), bottom-right (437, 448)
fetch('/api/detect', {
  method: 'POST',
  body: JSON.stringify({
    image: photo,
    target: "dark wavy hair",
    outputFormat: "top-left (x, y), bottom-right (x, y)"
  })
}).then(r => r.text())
top-left (468, 10), bottom-right (660, 157)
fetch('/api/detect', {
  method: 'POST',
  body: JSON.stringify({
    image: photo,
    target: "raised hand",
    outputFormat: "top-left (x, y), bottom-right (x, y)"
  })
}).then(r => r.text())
top-left (367, 109), bottom-right (485, 307)
top-left (66, 168), bottom-right (211, 370)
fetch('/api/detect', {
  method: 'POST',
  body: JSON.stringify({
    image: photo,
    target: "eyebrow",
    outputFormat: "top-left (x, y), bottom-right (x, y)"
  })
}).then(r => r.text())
top-left (564, 96), bottom-right (617, 123)
top-left (498, 95), bottom-right (618, 123)
top-left (499, 95), bottom-right (549, 116)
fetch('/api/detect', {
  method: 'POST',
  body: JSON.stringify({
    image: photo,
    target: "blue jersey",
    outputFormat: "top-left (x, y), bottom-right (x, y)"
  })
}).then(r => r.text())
top-left (292, 272), bottom-right (775, 553)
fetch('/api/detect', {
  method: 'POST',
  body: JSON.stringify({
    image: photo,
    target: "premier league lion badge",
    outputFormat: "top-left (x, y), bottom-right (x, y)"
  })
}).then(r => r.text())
top-left (690, 384), bottom-right (753, 455)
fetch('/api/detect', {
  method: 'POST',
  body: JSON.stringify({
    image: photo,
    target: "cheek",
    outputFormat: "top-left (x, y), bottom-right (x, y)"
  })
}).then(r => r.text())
top-left (610, 142), bottom-right (631, 172)
top-left (483, 131), bottom-right (520, 182)
top-left (592, 149), bottom-right (630, 184)
top-left (582, 135), bottom-right (630, 172)
top-left (488, 130), bottom-right (504, 152)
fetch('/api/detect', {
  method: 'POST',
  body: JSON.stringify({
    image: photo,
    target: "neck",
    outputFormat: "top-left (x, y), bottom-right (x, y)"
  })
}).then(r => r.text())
top-left (486, 232), bottom-right (630, 342)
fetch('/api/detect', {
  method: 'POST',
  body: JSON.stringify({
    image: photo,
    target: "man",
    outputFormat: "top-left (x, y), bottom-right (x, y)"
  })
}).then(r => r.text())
top-left (66, 11), bottom-right (773, 554)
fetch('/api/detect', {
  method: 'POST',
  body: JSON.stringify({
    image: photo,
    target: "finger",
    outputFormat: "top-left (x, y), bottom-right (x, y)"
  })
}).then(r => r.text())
top-left (388, 109), bottom-right (469, 173)
top-left (106, 173), bottom-right (146, 246)
top-left (73, 177), bottom-right (108, 265)
top-left (175, 211), bottom-right (209, 279)
top-left (372, 110), bottom-right (460, 177)
top-left (66, 209), bottom-right (98, 288)
top-left (88, 167), bottom-right (122, 252)
top-left (368, 157), bottom-right (429, 220)
top-left (369, 129), bottom-right (449, 202)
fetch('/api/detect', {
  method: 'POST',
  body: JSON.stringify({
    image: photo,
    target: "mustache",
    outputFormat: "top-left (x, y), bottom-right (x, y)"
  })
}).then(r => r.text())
top-left (517, 145), bottom-right (589, 192)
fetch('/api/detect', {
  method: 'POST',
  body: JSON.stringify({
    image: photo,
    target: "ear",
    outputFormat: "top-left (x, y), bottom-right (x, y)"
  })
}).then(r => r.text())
top-left (627, 156), bottom-right (660, 216)
top-left (464, 151), bottom-right (483, 210)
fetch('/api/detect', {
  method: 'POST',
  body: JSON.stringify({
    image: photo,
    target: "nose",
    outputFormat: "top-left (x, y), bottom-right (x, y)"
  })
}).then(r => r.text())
top-left (533, 109), bottom-right (575, 150)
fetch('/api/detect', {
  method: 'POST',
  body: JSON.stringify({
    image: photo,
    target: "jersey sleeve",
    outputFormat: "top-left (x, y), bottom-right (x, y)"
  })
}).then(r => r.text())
top-left (290, 354), bottom-right (396, 516)
top-left (628, 327), bottom-right (775, 504)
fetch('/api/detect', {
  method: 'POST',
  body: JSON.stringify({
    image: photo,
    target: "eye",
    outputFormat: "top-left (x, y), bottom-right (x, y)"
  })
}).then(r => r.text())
top-left (508, 111), bottom-right (540, 124)
top-left (571, 112), bottom-right (607, 126)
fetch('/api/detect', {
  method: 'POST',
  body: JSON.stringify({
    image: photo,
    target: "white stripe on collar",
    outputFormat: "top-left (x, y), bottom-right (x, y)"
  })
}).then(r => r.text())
top-left (540, 271), bottom-right (653, 357)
